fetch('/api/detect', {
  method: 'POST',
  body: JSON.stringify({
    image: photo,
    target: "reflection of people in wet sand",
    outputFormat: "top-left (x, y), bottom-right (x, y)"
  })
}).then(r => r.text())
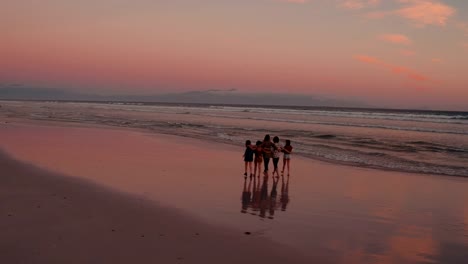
top-left (250, 175), bottom-right (262, 214)
top-left (239, 175), bottom-right (290, 218)
top-left (268, 176), bottom-right (279, 219)
top-left (241, 177), bottom-right (252, 213)
top-left (259, 177), bottom-right (269, 218)
top-left (280, 175), bottom-right (290, 211)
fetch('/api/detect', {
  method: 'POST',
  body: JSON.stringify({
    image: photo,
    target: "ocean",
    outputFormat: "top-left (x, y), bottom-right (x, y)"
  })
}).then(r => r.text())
top-left (2, 100), bottom-right (467, 177)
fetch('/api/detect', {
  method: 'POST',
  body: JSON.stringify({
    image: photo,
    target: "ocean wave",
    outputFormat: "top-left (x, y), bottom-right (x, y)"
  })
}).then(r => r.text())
top-left (4, 101), bottom-right (468, 177)
top-left (83, 103), bottom-right (468, 125)
top-left (199, 113), bottom-right (468, 135)
top-left (207, 105), bottom-right (468, 124)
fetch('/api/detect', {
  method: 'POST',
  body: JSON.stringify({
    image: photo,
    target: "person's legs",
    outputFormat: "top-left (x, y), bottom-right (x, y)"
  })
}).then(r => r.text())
top-left (281, 158), bottom-right (286, 174)
top-left (249, 162), bottom-right (253, 176)
top-left (244, 162), bottom-right (248, 176)
top-left (263, 154), bottom-right (270, 172)
top-left (254, 162), bottom-right (258, 177)
top-left (273, 158), bottom-right (279, 176)
top-left (257, 161), bottom-right (262, 177)
top-left (286, 159), bottom-right (290, 175)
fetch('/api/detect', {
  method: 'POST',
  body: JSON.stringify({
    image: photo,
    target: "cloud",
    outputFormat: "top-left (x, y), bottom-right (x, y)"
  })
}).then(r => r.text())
top-left (431, 58), bottom-right (443, 63)
top-left (379, 34), bottom-right (412, 45)
top-left (366, 0), bottom-right (455, 27)
top-left (339, 0), bottom-right (381, 10)
top-left (354, 55), bottom-right (429, 82)
top-left (396, 0), bottom-right (455, 26)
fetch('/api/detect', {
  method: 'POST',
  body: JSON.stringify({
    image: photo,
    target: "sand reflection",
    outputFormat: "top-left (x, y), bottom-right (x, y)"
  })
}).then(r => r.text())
top-left (2, 123), bottom-right (468, 264)
top-left (241, 176), bottom-right (290, 219)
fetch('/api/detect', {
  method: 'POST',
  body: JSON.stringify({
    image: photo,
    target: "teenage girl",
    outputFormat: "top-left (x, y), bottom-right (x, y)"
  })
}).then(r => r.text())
top-left (254, 140), bottom-right (263, 177)
top-left (272, 136), bottom-right (282, 177)
top-left (281, 140), bottom-right (293, 176)
top-left (243, 140), bottom-right (255, 177)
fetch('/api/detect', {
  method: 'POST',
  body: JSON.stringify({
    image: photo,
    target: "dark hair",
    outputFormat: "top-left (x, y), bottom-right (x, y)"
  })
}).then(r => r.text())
top-left (285, 140), bottom-right (291, 146)
top-left (264, 134), bottom-right (270, 142)
top-left (273, 136), bottom-right (279, 143)
top-left (245, 140), bottom-right (251, 146)
top-left (256, 140), bottom-right (262, 146)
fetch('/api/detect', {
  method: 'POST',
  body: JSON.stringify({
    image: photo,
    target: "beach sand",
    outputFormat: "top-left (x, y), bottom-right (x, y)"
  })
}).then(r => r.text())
top-left (0, 150), bottom-right (314, 264)
top-left (1, 119), bottom-right (468, 264)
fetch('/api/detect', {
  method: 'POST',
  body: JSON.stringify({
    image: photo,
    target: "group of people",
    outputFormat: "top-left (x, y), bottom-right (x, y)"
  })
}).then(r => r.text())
top-left (243, 134), bottom-right (293, 177)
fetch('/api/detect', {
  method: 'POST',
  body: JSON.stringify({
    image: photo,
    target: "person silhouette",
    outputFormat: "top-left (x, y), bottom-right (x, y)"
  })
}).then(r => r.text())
top-left (253, 141), bottom-right (263, 177)
top-left (272, 136), bottom-right (282, 177)
top-left (261, 135), bottom-right (274, 176)
top-left (281, 140), bottom-right (293, 176)
top-left (241, 177), bottom-right (252, 213)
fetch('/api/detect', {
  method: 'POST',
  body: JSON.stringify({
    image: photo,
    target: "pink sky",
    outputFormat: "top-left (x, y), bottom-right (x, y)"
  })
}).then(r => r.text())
top-left (1, 0), bottom-right (468, 110)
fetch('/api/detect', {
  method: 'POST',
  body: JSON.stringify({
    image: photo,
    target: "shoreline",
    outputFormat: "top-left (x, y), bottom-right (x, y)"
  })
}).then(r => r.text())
top-left (0, 115), bottom-right (463, 179)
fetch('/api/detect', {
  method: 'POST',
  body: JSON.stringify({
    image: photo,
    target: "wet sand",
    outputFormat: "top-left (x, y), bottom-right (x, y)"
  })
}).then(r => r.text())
top-left (1, 120), bottom-right (468, 264)
top-left (0, 151), bottom-right (312, 264)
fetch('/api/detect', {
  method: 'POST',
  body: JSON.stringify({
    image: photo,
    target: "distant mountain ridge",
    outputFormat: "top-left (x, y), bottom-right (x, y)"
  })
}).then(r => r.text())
top-left (0, 86), bottom-right (370, 108)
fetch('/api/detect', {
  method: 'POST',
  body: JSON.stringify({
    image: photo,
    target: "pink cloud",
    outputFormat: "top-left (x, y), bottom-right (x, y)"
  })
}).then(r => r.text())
top-left (366, 0), bottom-right (455, 27)
top-left (339, 0), bottom-right (381, 10)
top-left (379, 34), bottom-right (412, 45)
top-left (397, 0), bottom-right (455, 26)
top-left (431, 58), bottom-right (443, 63)
top-left (354, 54), bottom-right (429, 82)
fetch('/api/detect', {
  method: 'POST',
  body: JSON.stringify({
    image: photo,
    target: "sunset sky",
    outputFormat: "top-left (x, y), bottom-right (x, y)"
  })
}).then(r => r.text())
top-left (2, 0), bottom-right (468, 110)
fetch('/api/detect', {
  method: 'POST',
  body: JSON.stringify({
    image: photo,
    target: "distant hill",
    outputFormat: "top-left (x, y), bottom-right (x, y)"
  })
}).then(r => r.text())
top-left (0, 86), bottom-right (370, 108)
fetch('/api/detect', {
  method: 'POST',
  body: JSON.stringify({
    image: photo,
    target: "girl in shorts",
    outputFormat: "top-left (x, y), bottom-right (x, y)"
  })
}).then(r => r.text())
top-left (254, 140), bottom-right (263, 177)
top-left (272, 136), bottom-right (282, 177)
top-left (281, 140), bottom-right (293, 176)
top-left (243, 140), bottom-right (255, 177)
